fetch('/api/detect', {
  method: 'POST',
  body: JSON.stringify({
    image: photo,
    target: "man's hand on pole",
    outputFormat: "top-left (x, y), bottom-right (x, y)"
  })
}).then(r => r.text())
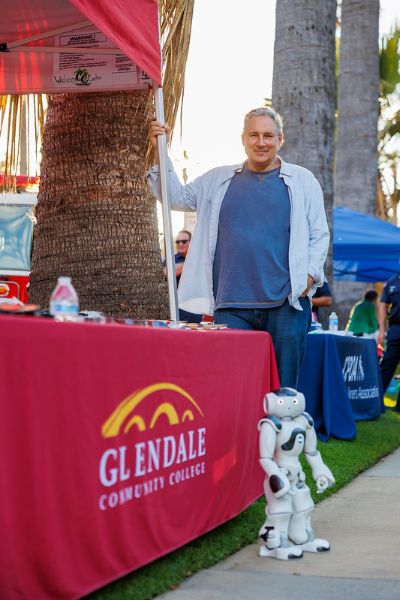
top-left (149, 118), bottom-right (171, 164)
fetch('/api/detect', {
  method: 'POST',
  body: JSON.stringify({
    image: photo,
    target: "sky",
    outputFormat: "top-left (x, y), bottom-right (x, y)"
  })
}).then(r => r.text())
top-left (170, 0), bottom-right (276, 178)
top-left (171, 0), bottom-right (399, 170)
top-left (165, 0), bottom-right (400, 234)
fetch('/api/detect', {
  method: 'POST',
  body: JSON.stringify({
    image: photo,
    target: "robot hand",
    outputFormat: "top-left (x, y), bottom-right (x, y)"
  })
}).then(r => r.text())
top-left (316, 474), bottom-right (335, 494)
top-left (306, 451), bottom-right (335, 493)
top-left (270, 472), bottom-right (290, 498)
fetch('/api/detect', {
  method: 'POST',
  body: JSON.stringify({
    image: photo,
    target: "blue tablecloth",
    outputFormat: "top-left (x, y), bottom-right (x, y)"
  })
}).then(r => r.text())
top-left (298, 333), bottom-right (384, 441)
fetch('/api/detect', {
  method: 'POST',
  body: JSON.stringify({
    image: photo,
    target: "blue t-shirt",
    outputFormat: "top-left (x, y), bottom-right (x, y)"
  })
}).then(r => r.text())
top-left (213, 166), bottom-right (291, 309)
top-left (381, 274), bottom-right (400, 340)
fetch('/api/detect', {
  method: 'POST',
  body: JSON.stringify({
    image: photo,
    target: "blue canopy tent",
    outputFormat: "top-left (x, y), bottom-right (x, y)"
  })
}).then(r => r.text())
top-left (333, 206), bottom-right (400, 282)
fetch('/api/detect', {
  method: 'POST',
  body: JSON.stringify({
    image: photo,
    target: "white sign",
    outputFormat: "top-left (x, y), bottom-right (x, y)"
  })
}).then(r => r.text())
top-left (53, 28), bottom-right (151, 90)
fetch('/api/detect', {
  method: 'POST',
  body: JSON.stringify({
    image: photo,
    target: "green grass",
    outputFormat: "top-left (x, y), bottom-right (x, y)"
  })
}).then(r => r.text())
top-left (87, 411), bottom-right (400, 600)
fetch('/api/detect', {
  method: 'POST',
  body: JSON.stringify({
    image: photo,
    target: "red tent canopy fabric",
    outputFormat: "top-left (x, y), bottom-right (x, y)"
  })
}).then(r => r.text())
top-left (0, 0), bottom-right (161, 94)
top-left (70, 0), bottom-right (161, 84)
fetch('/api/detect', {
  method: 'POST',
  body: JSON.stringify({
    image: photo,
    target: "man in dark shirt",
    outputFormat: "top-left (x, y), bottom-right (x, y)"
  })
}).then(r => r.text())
top-left (378, 274), bottom-right (400, 411)
top-left (311, 280), bottom-right (332, 322)
top-left (174, 230), bottom-right (191, 284)
top-left (172, 230), bottom-right (202, 323)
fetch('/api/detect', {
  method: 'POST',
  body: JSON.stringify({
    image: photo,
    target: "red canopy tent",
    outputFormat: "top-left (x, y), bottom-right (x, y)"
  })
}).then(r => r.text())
top-left (0, 0), bottom-right (179, 318)
top-left (0, 0), bottom-right (161, 92)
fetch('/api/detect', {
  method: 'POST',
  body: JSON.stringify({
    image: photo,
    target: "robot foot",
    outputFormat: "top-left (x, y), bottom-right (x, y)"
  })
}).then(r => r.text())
top-left (259, 544), bottom-right (303, 560)
top-left (300, 538), bottom-right (330, 553)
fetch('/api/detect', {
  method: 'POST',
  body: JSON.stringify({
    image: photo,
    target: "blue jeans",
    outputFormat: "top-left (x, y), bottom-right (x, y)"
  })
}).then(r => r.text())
top-left (214, 298), bottom-right (311, 389)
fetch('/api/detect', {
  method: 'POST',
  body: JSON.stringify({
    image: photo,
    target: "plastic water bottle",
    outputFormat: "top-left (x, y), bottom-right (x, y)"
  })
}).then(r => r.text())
top-left (49, 276), bottom-right (79, 321)
top-left (328, 311), bottom-right (339, 332)
top-left (309, 321), bottom-right (323, 333)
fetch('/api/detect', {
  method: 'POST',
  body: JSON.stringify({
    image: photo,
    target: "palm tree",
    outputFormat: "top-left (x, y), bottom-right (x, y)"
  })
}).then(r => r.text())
top-left (0, 0), bottom-right (194, 318)
top-left (30, 89), bottom-right (168, 317)
top-left (377, 27), bottom-right (400, 223)
top-left (272, 0), bottom-right (336, 305)
top-left (333, 0), bottom-right (380, 326)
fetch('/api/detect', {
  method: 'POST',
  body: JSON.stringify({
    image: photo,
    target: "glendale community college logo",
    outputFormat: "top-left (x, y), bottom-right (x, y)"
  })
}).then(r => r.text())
top-left (98, 382), bottom-right (207, 511)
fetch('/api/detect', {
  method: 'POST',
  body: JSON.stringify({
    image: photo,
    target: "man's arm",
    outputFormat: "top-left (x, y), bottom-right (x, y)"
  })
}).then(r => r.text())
top-left (378, 301), bottom-right (389, 346)
top-left (147, 119), bottom-right (199, 211)
top-left (163, 263), bottom-right (183, 279)
top-left (311, 282), bottom-right (332, 306)
top-left (312, 295), bottom-right (332, 308)
top-left (175, 262), bottom-right (184, 277)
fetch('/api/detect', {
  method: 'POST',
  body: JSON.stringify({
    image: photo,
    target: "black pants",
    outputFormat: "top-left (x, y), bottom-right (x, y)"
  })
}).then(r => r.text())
top-left (380, 335), bottom-right (400, 410)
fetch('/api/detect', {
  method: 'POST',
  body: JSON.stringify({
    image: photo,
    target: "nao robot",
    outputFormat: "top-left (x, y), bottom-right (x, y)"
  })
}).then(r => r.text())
top-left (258, 387), bottom-right (335, 560)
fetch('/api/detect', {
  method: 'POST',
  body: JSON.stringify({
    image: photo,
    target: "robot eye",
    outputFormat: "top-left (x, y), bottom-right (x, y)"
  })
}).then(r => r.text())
top-left (277, 399), bottom-right (284, 405)
top-left (293, 398), bottom-right (299, 404)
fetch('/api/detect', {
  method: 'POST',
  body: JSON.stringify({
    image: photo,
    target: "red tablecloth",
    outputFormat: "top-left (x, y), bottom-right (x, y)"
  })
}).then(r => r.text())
top-left (0, 316), bottom-right (279, 600)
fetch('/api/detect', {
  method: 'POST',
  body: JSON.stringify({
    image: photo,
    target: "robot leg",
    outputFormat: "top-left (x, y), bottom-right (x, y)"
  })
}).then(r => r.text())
top-left (288, 483), bottom-right (330, 552)
top-left (259, 482), bottom-right (302, 560)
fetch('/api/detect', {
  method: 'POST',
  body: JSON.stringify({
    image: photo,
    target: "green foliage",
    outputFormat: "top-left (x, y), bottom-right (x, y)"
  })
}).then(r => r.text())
top-left (86, 412), bottom-right (400, 600)
top-left (380, 27), bottom-right (400, 98)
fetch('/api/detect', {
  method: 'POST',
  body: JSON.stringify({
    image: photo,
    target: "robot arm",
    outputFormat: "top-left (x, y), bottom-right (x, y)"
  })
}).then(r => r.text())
top-left (259, 420), bottom-right (290, 498)
top-left (300, 413), bottom-right (335, 493)
top-left (303, 430), bottom-right (335, 493)
top-left (304, 451), bottom-right (335, 493)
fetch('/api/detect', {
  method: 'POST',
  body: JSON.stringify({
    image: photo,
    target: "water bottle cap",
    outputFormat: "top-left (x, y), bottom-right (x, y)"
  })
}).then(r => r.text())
top-left (58, 276), bottom-right (71, 284)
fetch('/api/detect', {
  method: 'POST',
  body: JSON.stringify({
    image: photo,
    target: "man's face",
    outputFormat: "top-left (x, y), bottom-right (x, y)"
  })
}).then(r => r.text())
top-left (241, 115), bottom-right (283, 172)
top-left (175, 234), bottom-right (190, 257)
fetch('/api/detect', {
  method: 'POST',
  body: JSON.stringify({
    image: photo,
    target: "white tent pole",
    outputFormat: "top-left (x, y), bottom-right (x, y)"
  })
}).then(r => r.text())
top-left (153, 84), bottom-right (179, 322)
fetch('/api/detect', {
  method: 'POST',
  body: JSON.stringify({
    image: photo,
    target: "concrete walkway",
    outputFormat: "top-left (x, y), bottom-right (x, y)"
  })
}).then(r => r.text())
top-left (160, 449), bottom-right (400, 600)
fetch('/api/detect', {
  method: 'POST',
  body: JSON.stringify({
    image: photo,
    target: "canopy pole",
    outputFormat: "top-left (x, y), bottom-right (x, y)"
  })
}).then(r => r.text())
top-left (153, 84), bottom-right (179, 322)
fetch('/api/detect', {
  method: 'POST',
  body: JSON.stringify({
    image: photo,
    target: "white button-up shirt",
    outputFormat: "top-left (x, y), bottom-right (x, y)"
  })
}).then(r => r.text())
top-left (147, 157), bottom-right (329, 315)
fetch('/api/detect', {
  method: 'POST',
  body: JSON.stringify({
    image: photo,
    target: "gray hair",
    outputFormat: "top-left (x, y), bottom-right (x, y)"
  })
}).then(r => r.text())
top-left (243, 107), bottom-right (284, 136)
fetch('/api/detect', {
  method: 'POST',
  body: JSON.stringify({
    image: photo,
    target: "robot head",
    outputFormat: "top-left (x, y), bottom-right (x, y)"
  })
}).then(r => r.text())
top-left (263, 387), bottom-right (305, 419)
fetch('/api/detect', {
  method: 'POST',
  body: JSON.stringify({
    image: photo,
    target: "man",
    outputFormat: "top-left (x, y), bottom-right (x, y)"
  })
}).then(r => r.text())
top-left (148, 107), bottom-right (329, 387)
top-left (346, 289), bottom-right (378, 337)
top-left (173, 230), bottom-right (192, 284)
top-left (170, 230), bottom-right (202, 323)
top-left (378, 274), bottom-right (400, 411)
top-left (311, 279), bottom-right (332, 322)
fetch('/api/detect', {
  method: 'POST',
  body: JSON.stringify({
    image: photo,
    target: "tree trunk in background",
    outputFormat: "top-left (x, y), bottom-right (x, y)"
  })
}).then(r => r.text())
top-left (29, 90), bottom-right (169, 319)
top-left (334, 0), bottom-right (380, 327)
top-left (272, 0), bottom-right (336, 327)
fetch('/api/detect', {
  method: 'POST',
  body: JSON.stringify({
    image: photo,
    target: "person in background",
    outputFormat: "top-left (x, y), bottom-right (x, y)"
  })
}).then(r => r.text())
top-left (148, 107), bottom-right (329, 388)
top-left (378, 274), bottom-right (400, 412)
top-left (311, 279), bottom-right (332, 322)
top-left (173, 230), bottom-right (192, 284)
top-left (165, 230), bottom-right (202, 323)
top-left (346, 289), bottom-right (378, 337)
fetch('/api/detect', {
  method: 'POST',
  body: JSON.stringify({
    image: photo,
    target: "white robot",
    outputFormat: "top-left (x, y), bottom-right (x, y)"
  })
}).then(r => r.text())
top-left (258, 387), bottom-right (335, 560)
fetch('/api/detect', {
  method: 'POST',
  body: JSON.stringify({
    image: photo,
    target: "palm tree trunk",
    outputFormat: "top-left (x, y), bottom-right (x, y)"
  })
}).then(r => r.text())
top-left (29, 90), bottom-right (169, 319)
top-left (334, 0), bottom-right (380, 326)
top-left (272, 0), bottom-right (336, 326)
